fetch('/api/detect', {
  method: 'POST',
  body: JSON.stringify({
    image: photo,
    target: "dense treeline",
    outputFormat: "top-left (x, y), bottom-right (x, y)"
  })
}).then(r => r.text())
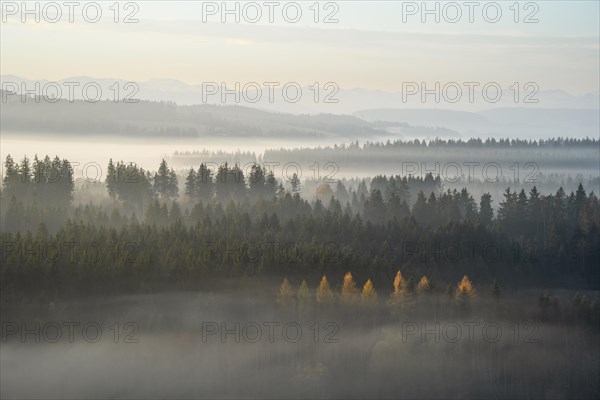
top-left (174, 137), bottom-right (599, 155)
top-left (257, 138), bottom-right (600, 175)
top-left (2, 154), bottom-right (74, 207)
top-left (170, 138), bottom-right (600, 205)
top-left (1, 154), bottom-right (599, 298)
top-left (172, 137), bottom-right (600, 168)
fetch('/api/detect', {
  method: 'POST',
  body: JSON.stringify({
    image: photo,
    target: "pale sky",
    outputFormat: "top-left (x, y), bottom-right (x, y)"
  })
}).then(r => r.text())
top-left (1, 0), bottom-right (599, 94)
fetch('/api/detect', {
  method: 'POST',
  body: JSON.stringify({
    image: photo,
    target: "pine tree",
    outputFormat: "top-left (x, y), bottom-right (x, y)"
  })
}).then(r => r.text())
top-left (290, 173), bottom-right (301, 194)
top-left (2, 155), bottom-right (20, 199)
top-left (458, 188), bottom-right (478, 221)
top-left (364, 189), bottom-right (386, 223)
top-left (248, 163), bottom-right (266, 199)
top-left (516, 189), bottom-right (528, 233)
top-left (196, 163), bottom-right (214, 201)
top-left (574, 182), bottom-right (587, 221)
top-left (230, 164), bottom-right (246, 200)
top-left (185, 167), bottom-right (197, 198)
top-left (168, 168), bottom-right (179, 199)
top-left (328, 197), bottom-right (342, 214)
top-left (528, 186), bottom-right (541, 238)
top-left (106, 158), bottom-right (117, 199)
top-left (335, 181), bottom-right (349, 204)
top-left (59, 159), bottom-right (74, 205)
top-left (154, 159), bottom-right (170, 199)
top-left (388, 192), bottom-right (410, 221)
top-left (19, 156), bottom-right (32, 200)
top-left (498, 188), bottom-right (518, 235)
top-left (265, 170), bottom-right (278, 198)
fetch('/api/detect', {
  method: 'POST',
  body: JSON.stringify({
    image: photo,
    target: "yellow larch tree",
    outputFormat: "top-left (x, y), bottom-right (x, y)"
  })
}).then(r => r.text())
top-left (316, 275), bottom-right (334, 304)
top-left (416, 276), bottom-right (431, 296)
top-left (361, 279), bottom-right (378, 306)
top-left (341, 271), bottom-right (359, 305)
top-left (390, 270), bottom-right (408, 305)
top-left (277, 277), bottom-right (295, 307)
top-left (455, 275), bottom-right (476, 300)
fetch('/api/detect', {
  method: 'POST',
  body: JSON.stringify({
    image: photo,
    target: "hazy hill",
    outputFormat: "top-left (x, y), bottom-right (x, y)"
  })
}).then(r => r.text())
top-left (354, 108), bottom-right (600, 140)
top-left (3, 75), bottom-right (599, 115)
top-left (0, 91), bottom-right (386, 140)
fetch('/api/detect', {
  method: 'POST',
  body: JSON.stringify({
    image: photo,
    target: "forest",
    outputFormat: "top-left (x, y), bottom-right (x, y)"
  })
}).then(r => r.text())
top-left (1, 151), bottom-right (598, 301)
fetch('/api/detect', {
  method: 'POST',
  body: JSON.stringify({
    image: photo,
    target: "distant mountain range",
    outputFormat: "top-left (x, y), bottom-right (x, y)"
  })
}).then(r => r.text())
top-left (355, 108), bottom-right (600, 139)
top-left (1, 75), bottom-right (598, 140)
top-left (2, 75), bottom-right (599, 114)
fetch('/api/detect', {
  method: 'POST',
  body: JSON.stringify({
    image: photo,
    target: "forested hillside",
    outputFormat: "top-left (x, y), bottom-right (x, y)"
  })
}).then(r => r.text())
top-left (2, 154), bottom-right (598, 299)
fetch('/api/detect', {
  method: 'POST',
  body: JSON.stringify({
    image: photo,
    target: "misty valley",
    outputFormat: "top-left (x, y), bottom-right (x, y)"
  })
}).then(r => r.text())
top-left (2, 0), bottom-right (600, 398)
top-left (1, 141), bottom-right (599, 398)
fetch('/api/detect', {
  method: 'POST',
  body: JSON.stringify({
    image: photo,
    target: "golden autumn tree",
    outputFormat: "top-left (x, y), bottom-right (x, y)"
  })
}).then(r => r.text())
top-left (455, 275), bottom-right (476, 301)
top-left (361, 279), bottom-right (378, 306)
top-left (390, 270), bottom-right (410, 307)
top-left (277, 277), bottom-right (295, 308)
top-left (416, 276), bottom-right (431, 296)
top-left (315, 183), bottom-right (335, 203)
top-left (316, 275), bottom-right (334, 304)
top-left (341, 271), bottom-right (359, 305)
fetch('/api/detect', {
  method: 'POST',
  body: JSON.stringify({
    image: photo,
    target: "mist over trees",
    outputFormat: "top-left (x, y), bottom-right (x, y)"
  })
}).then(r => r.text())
top-left (1, 154), bottom-right (599, 299)
top-left (170, 137), bottom-right (600, 209)
top-left (2, 93), bottom-right (599, 400)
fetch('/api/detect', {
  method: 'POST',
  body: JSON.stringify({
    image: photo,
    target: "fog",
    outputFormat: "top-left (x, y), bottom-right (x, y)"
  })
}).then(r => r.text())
top-left (0, 134), bottom-right (381, 175)
top-left (2, 287), bottom-right (599, 399)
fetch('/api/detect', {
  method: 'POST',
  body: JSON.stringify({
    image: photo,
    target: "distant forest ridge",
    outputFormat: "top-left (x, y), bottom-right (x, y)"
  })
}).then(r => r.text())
top-left (174, 137), bottom-right (600, 155)
top-left (2, 90), bottom-right (599, 140)
top-left (171, 137), bottom-right (600, 175)
top-left (0, 91), bottom-right (383, 139)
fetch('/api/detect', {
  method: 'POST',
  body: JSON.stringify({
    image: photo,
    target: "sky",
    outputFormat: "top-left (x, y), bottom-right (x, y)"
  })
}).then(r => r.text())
top-left (1, 1), bottom-right (599, 95)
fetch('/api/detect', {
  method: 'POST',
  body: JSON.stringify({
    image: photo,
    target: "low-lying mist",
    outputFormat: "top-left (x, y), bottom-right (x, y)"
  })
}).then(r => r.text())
top-left (2, 285), bottom-right (599, 399)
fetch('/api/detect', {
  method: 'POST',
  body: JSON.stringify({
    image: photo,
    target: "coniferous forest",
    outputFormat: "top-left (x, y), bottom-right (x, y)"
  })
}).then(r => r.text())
top-left (2, 152), bottom-right (599, 297)
top-left (1, 148), bottom-right (600, 399)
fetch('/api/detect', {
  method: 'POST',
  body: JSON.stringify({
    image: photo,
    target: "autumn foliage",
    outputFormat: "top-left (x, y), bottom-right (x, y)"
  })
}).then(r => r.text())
top-left (361, 279), bottom-right (378, 306)
top-left (277, 273), bottom-right (484, 311)
top-left (316, 275), bottom-right (334, 304)
top-left (390, 270), bottom-right (410, 307)
top-left (416, 276), bottom-right (431, 295)
top-left (341, 272), bottom-right (359, 305)
top-left (277, 277), bottom-right (295, 307)
top-left (455, 275), bottom-right (476, 300)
